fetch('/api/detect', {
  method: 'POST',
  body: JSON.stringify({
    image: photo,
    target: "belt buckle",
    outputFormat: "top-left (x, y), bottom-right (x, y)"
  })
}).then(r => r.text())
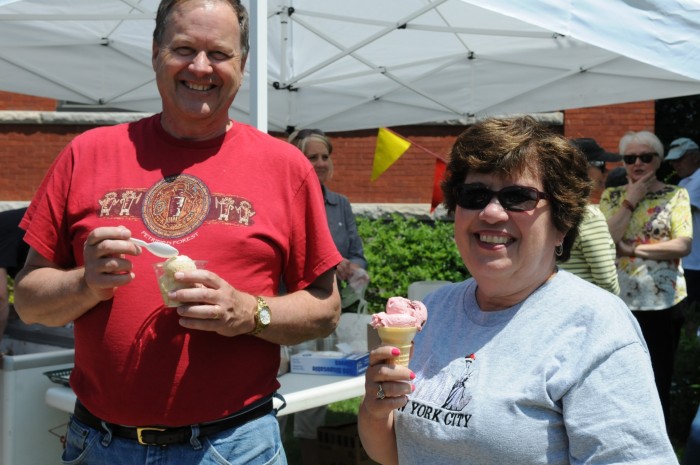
top-left (136, 427), bottom-right (166, 446)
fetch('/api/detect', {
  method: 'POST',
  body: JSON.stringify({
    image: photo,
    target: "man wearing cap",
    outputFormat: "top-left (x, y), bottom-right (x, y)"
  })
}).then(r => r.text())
top-left (666, 136), bottom-right (700, 465)
top-left (666, 137), bottom-right (700, 309)
top-left (560, 138), bottom-right (620, 294)
top-left (573, 138), bottom-right (624, 202)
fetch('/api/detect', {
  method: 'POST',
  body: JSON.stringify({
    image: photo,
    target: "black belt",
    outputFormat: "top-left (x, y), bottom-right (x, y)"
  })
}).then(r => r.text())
top-left (73, 398), bottom-right (273, 446)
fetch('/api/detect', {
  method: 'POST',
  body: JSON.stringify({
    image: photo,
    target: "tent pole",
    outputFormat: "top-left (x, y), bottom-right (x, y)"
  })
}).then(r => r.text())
top-left (249, 0), bottom-right (268, 132)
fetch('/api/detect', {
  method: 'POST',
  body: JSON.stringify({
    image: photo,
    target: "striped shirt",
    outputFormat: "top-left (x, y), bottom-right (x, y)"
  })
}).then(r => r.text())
top-left (561, 204), bottom-right (619, 294)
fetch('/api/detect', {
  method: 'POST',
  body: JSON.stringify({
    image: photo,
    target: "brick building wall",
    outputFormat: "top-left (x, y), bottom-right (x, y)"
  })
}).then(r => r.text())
top-left (564, 101), bottom-right (656, 154)
top-left (322, 126), bottom-right (465, 204)
top-left (339, 102), bottom-right (656, 203)
top-left (1, 92), bottom-right (655, 204)
top-left (1, 122), bottom-right (97, 201)
top-left (0, 90), bottom-right (56, 111)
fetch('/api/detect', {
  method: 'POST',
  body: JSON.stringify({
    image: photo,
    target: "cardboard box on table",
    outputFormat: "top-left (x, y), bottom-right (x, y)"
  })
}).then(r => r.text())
top-left (289, 312), bottom-right (374, 377)
top-left (290, 351), bottom-right (369, 377)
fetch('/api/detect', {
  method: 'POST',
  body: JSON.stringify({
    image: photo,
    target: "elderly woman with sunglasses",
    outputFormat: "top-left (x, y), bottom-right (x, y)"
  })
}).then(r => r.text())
top-left (358, 117), bottom-right (677, 465)
top-left (599, 130), bottom-right (692, 424)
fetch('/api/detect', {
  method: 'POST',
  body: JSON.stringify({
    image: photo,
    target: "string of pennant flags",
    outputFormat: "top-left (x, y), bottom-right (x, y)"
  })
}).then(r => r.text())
top-left (371, 128), bottom-right (447, 213)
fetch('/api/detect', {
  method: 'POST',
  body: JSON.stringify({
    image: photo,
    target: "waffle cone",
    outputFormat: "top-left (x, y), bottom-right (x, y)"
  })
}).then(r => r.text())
top-left (376, 326), bottom-right (418, 367)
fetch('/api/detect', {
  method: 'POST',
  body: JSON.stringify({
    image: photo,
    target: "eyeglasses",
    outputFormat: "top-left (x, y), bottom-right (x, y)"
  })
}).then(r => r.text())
top-left (623, 152), bottom-right (656, 165)
top-left (588, 160), bottom-right (605, 168)
top-left (454, 184), bottom-right (549, 212)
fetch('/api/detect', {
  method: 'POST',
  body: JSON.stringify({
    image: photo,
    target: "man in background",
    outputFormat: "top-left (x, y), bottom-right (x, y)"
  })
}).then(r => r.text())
top-left (665, 137), bottom-right (700, 465)
top-left (561, 138), bottom-right (620, 294)
top-left (665, 137), bottom-right (700, 332)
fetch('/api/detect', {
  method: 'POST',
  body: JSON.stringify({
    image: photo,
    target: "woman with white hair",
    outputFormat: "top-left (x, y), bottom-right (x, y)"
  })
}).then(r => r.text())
top-left (600, 130), bottom-right (692, 424)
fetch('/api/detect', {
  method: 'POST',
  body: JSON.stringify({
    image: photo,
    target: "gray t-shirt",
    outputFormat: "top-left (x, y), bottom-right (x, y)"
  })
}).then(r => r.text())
top-left (395, 271), bottom-right (677, 464)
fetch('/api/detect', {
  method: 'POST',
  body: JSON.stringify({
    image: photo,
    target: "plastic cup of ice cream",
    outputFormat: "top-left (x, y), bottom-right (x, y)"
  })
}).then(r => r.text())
top-left (153, 256), bottom-right (207, 307)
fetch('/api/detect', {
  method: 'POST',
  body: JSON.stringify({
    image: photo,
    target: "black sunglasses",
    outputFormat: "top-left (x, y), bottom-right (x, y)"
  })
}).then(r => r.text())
top-left (455, 184), bottom-right (550, 212)
top-left (623, 152), bottom-right (656, 165)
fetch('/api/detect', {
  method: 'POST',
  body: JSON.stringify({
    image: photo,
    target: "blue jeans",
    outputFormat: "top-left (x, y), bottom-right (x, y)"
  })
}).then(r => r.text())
top-left (61, 411), bottom-right (287, 465)
top-left (684, 405), bottom-right (700, 465)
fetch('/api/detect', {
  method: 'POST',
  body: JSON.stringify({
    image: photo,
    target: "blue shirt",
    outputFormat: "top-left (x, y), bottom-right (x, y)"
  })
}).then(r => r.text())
top-left (323, 186), bottom-right (367, 269)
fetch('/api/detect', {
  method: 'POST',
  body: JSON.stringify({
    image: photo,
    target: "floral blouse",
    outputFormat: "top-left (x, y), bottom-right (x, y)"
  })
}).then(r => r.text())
top-left (599, 185), bottom-right (691, 310)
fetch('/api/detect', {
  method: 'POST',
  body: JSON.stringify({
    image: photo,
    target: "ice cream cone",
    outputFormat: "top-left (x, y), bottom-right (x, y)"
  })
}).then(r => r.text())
top-left (376, 326), bottom-right (418, 366)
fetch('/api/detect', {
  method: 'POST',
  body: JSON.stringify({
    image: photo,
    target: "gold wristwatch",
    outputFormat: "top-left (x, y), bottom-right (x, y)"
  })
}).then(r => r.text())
top-left (249, 296), bottom-right (271, 336)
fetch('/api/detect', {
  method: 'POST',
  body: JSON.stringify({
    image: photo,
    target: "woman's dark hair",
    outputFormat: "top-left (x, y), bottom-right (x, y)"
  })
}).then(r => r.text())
top-left (441, 116), bottom-right (591, 262)
top-left (153, 0), bottom-right (249, 57)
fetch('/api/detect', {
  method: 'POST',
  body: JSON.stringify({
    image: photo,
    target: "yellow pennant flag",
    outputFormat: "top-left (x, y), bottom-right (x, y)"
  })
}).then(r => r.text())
top-left (371, 128), bottom-right (411, 181)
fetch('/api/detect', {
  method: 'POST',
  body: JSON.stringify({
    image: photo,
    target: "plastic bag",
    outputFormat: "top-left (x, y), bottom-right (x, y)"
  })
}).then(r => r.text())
top-left (278, 345), bottom-right (290, 376)
top-left (340, 268), bottom-right (370, 311)
top-left (336, 269), bottom-right (372, 353)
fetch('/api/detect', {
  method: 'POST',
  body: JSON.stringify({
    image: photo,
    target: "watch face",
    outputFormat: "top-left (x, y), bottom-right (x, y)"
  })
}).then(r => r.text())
top-left (260, 309), bottom-right (271, 325)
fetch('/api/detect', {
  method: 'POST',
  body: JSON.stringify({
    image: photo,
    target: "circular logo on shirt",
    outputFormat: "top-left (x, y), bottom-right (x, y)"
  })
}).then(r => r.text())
top-left (143, 174), bottom-right (211, 239)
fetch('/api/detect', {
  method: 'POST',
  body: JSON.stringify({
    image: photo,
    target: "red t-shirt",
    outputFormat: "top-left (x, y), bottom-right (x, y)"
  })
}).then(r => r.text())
top-left (22, 115), bottom-right (341, 426)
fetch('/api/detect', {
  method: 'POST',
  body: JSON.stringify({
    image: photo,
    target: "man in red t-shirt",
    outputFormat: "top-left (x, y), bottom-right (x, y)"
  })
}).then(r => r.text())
top-left (14, 1), bottom-right (341, 463)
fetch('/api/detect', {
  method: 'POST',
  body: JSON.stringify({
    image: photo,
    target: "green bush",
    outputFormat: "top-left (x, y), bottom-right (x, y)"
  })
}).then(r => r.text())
top-left (357, 214), bottom-right (470, 313)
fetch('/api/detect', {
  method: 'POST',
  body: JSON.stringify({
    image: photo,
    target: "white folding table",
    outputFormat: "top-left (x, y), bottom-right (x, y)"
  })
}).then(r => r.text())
top-left (46, 372), bottom-right (365, 417)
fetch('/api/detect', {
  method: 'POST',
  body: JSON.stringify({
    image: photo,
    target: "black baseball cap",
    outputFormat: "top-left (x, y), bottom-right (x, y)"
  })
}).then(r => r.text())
top-left (572, 138), bottom-right (622, 163)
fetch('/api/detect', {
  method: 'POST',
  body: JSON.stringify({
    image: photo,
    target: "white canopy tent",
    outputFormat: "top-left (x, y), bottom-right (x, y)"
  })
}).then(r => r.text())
top-left (0, 0), bottom-right (699, 132)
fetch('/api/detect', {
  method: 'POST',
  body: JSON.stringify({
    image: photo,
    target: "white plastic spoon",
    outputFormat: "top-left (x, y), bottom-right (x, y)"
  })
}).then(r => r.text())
top-left (129, 238), bottom-right (179, 258)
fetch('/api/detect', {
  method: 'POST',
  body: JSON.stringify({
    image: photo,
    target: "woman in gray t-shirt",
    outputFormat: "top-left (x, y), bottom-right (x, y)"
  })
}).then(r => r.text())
top-left (358, 116), bottom-right (677, 465)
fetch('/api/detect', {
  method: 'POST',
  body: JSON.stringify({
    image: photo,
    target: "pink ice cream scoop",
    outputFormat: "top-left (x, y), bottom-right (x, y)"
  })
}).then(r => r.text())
top-left (371, 296), bottom-right (428, 330)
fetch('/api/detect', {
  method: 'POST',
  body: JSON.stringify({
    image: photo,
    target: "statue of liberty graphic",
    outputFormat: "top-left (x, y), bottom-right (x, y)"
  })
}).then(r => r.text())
top-left (441, 353), bottom-right (476, 411)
